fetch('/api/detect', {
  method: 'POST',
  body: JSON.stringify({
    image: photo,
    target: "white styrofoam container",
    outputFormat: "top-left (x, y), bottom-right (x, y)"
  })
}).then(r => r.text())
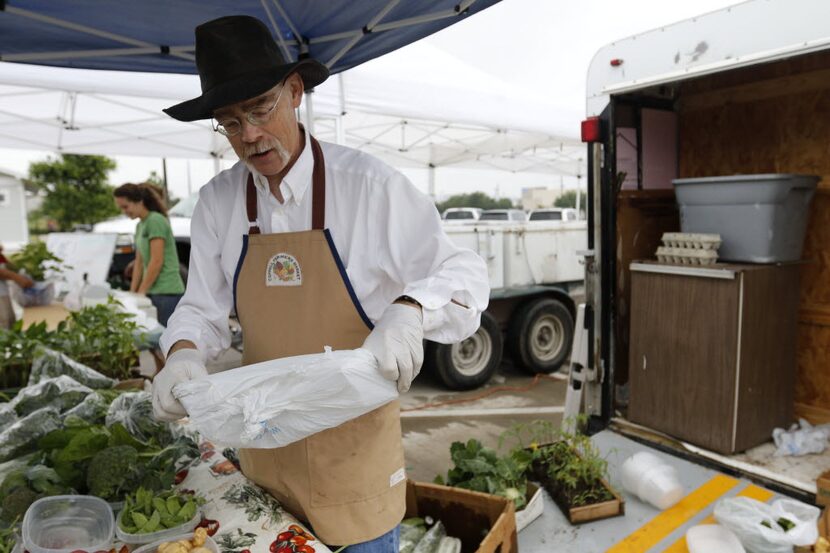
top-left (516, 482), bottom-right (545, 532)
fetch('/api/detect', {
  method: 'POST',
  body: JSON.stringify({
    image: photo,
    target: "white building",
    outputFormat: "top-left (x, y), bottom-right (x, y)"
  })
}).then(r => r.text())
top-left (0, 170), bottom-right (28, 250)
top-left (521, 187), bottom-right (560, 211)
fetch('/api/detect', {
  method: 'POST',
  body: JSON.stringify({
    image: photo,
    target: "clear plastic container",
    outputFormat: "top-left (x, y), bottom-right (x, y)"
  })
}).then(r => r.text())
top-left (132, 533), bottom-right (219, 553)
top-left (22, 495), bottom-right (114, 553)
top-left (686, 524), bottom-right (746, 553)
top-left (115, 508), bottom-right (201, 545)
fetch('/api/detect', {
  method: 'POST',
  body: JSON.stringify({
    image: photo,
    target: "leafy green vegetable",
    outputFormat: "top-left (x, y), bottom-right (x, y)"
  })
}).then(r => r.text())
top-left (0, 518), bottom-right (18, 553)
top-left (0, 407), bottom-right (61, 463)
top-left (29, 347), bottom-right (116, 389)
top-left (8, 241), bottom-right (64, 282)
top-left (106, 392), bottom-right (174, 446)
top-left (434, 439), bottom-right (528, 509)
top-left (13, 376), bottom-right (91, 417)
top-left (118, 488), bottom-right (204, 535)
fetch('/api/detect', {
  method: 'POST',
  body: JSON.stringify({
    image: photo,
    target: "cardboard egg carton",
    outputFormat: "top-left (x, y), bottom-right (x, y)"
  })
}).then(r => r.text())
top-left (662, 232), bottom-right (722, 250)
top-left (656, 247), bottom-right (718, 266)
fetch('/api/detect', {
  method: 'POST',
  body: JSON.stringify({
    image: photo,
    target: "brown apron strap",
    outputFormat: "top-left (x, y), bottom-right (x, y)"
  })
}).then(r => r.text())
top-left (310, 135), bottom-right (325, 231)
top-left (244, 132), bottom-right (326, 235)
top-left (245, 173), bottom-right (261, 235)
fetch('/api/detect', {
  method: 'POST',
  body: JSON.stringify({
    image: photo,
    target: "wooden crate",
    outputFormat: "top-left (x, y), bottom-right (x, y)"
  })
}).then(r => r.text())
top-left (406, 480), bottom-right (517, 553)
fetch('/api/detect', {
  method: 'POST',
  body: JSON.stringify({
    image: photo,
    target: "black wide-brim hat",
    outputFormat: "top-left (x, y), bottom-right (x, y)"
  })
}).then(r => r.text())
top-left (164, 15), bottom-right (329, 122)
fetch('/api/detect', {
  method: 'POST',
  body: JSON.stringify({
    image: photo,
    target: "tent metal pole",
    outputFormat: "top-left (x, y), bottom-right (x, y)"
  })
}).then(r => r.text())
top-left (4, 6), bottom-right (195, 62)
top-left (311, 0), bottom-right (480, 44)
top-left (428, 163), bottom-right (436, 200)
top-left (325, 0), bottom-right (400, 67)
top-left (2, 47), bottom-right (193, 63)
top-left (336, 74), bottom-right (346, 144)
top-left (162, 158), bottom-right (170, 206)
top-left (260, 0), bottom-right (295, 61)
top-left (304, 91), bottom-right (315, 135)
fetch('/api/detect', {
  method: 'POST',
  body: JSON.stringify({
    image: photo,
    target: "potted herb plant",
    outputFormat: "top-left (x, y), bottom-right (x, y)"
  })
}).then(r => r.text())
top-left (7, 241), bottom-right (65, 307)
top-left (501, 419), bottom-right (624, 525)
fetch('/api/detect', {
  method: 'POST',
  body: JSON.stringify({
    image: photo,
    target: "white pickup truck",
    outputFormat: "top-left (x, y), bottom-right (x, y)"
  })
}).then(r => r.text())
top-left (95, 195), bottom-right (586, 389)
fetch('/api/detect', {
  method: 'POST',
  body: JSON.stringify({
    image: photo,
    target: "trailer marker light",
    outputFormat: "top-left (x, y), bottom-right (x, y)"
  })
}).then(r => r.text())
top-left (581, 117), bottom-right (601, 143)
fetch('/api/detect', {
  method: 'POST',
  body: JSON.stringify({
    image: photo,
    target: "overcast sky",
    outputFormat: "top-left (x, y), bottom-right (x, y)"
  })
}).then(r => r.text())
top-left (0, 0), bottom-right (738, 201)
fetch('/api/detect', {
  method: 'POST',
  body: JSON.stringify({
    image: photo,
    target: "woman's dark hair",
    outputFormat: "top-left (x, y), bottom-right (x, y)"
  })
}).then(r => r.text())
top-left (113, 183), bottom-right (168, 216)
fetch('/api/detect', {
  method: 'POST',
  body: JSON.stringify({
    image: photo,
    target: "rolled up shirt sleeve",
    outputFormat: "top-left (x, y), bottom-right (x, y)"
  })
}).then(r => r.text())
top-left (375, 174), bottom-right (490, 344)
top-left (159, 187), bottom-right (233, 360)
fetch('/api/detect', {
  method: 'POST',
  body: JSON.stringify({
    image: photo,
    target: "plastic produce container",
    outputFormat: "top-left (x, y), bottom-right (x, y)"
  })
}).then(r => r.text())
top-left (673, 174), bottom-right (819, 263)
top-left (132, 533), bottom-right (219, 553)
top-left (22, 495), bottom-right (114, 553)
top-left (621, 452), bottom-right (684, 510)
top-left (115, 508), bottom-right (201, 545)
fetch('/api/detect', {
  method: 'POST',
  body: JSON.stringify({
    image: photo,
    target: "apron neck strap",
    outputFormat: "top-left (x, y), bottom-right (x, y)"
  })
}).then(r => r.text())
top-left (245, 129), bottom-right (326, 235)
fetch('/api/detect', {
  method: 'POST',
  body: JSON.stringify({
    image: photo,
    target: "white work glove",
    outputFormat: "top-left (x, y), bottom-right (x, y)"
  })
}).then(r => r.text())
top-left (152, 348), bottom-right (208, 422)
top-left (362, 302), bottom-right (424, 393)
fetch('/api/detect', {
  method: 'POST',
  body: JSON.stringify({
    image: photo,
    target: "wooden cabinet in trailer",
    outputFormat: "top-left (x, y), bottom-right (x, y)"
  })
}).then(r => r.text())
top-left (628, 262), bottom-right (800, 454)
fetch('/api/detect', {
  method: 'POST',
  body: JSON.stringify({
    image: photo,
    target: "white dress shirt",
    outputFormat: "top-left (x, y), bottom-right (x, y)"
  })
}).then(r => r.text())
top-left (160, 135), bottom-right (490, 360)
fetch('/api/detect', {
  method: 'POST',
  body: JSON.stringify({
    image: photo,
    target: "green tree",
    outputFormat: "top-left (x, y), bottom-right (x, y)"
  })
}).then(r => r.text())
top-left (28, 154), bottom-right (118, 230)
top-left (436, 192), bottom-right (513, 213)
top-left (554, 189), bottom-right (586, 209)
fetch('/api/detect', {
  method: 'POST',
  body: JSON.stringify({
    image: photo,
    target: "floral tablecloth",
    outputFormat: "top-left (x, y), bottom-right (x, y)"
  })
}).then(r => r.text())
top-left (176, 441), bottom-right (332, 553)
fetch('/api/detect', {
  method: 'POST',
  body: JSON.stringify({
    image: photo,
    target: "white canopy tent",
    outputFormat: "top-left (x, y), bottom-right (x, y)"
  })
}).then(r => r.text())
top-left (0, 40), bottom-right (585, 195)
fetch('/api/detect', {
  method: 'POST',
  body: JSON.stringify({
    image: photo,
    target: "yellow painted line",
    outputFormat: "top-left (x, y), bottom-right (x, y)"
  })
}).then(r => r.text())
top-left (607, 474), bottom-right (739, 553)
top-left (662, 484), bottom-right (775, 553)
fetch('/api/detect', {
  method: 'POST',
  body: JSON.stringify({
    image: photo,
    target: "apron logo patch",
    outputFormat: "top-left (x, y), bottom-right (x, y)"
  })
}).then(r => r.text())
top-left (266, 253), bottom-right (302, 287)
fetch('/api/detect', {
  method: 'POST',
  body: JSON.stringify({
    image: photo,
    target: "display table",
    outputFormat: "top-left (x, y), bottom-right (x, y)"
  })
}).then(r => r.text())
top-left (175, 441), bottom-right (332, 553)
top-left (21, 302), bottom-right (69, 330)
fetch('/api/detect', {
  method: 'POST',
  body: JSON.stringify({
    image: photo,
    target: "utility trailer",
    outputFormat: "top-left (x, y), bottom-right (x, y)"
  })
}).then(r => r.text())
top-left (424, 220), bottom-right (586, 389)
top-left (578, 0), bottom-right (830, 497)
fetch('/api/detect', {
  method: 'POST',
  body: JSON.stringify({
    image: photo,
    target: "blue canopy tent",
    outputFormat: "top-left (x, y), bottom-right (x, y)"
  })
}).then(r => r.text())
top-left (0, 0), bottom-right (499, 74)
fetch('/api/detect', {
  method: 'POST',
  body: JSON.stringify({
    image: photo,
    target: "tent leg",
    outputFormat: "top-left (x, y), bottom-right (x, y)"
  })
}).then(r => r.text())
top-left (428, 164), bottom-right (436, 200)
top-left (304, 90), bottom-right (315, 135)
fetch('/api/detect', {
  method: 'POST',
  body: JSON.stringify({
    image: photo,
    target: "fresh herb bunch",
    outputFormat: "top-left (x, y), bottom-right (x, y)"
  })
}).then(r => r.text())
top-left (0, 321), bottom-right (54, 386)
top-left (118, 488), bottom-right (204, 535)
top-left (434, 439), bottom-right (529, 509)
top-left (0, 301), bottom-right (141, 382)
top-left (8, 242), bottom-right (65, 282)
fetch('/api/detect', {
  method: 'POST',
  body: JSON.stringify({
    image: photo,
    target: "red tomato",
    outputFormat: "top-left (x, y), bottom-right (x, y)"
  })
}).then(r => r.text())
top-left (288, 524), bottom-right (305, 534)
top-left (196, 518), bottom-right (220, 537)
top-left (269, 542), bottom-right (278, 553)
top-left (295, 545), bottom-right (316, 553)
top-left (70, 550), bottom-right (88, 553)
top-left (289, 536), bottom-right (307, 546)
top-left (174, 469), bottom-right (189, 485)
top-left (275, 548), bottom-right (294, 553)
top-left (276, 531), bottom-right (294, 542)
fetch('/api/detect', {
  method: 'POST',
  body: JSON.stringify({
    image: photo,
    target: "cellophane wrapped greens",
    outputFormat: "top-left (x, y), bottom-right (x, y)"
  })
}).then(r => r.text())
top-left (106, 391), bottom-right (174, 445)
top-left (13, 376), bottom-right (91, 417)
top-left (0, 407), bottom-right (61, 462)
top-left (29, 346), bottom-right (116, 389)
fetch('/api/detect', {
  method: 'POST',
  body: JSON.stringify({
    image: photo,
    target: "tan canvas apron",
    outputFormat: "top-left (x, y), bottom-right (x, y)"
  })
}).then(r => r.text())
top-left (233, 135), bottom-right (406, 545)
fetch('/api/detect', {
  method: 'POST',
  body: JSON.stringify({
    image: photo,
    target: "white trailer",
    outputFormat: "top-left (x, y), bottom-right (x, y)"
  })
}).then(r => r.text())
top-left (424, 220), bottom-right (587, 389)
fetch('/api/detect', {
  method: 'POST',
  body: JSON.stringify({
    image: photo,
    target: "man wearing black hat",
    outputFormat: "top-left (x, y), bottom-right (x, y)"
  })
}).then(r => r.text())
top-left (153, 14), bottom-right (489, 551)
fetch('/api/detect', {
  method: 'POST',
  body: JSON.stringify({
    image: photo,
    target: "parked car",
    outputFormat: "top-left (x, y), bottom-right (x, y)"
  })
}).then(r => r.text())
top-left (441, 207), bottom-right (482, 222)
top-left (528, 208), bottom-right (578, 222)
top-left (478, 209), bottom-right (527, 222)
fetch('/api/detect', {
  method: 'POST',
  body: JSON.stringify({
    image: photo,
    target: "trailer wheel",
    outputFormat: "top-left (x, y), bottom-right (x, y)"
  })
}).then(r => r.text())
top-left (508, 298), bottom-right (573, 374)
top-left (425, 311), bottom-right (503, 391)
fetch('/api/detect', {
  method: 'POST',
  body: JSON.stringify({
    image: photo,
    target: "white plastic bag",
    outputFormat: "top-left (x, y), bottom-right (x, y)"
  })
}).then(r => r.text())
top-left (714, 497), bottom-right (820, 553)
top-left (173, 347), bottom-right (397, 448)
top-left (772, 418), bottom-right (830, 456)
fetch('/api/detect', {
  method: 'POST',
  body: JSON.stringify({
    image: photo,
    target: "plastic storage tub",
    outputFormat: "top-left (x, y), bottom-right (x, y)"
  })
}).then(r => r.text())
top-left (132, 533), bottom-right (219, 553)
top-left (673, 174), bottom-right (819, 263)
top-left (116, 507), bottom-right (201, 545)
top-left (22, 495), bottom-right (114, 553)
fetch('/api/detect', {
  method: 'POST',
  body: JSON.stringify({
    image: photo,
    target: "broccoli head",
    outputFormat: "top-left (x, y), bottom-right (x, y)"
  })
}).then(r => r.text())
top-left (86, 445), bottom-right (142, 501)
top-left (1, 487), bottom-right (38, 523)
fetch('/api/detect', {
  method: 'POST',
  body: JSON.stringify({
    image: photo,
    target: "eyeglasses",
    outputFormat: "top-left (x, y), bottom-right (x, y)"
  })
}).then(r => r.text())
top-left (212, 83), bottom-right (286, 137)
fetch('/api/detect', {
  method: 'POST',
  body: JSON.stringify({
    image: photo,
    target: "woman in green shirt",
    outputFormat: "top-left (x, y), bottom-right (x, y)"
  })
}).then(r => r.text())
top-left (113, 184), bottom-right (185, 326)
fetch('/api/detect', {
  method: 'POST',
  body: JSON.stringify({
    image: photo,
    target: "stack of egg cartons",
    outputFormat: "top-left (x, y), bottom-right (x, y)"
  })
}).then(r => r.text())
top-left (656, 233), bottom-right (721, 265)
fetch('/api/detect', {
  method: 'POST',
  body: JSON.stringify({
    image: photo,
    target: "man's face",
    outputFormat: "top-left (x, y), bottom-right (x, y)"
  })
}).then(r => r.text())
top-left (214, 74), bottom-right (304, 177)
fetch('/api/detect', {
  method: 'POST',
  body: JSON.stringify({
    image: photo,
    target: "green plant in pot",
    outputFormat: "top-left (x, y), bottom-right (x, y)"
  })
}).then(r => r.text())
top-left (8, 242), bottom-right (65, 282)
top-left (500, 418), bottom-right (622, 524)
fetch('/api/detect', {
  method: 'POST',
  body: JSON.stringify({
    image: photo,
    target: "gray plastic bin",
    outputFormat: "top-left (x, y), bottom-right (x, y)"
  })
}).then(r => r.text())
top-left (673, 174), bottom-right (819, 263)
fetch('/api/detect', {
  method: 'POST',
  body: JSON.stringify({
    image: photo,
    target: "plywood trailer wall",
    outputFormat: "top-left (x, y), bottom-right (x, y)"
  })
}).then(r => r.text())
top-left (678, 50), bottom-right (830, 422)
